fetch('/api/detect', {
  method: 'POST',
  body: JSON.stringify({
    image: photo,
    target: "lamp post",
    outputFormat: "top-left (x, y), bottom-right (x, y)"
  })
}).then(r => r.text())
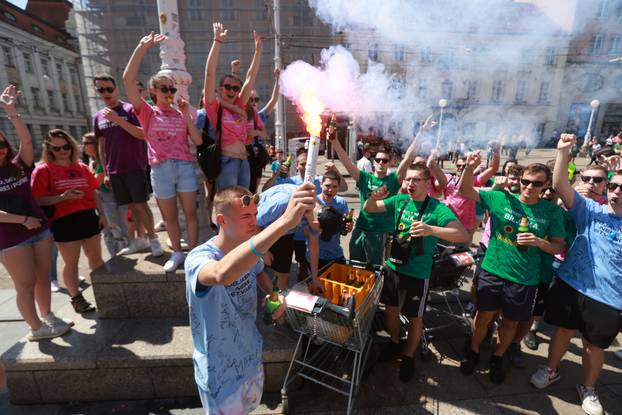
top-left (273, 0), bottom-right (285, 153)
top-left (582, 99), bottom-right (600, 149)
top-left (435, 98), bottom-right (448, 150)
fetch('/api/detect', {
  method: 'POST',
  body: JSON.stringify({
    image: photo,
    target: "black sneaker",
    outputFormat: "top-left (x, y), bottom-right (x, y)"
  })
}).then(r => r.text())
top-left (523, 330), bottom-right (538, 351)
top-left (378, 340), bottom-right (401, 362)
top-left (460, 349), bottom-right (480, 375)
top-left (399, 355), bottom-right (415, 382)
top-left (489, 355), bottom-right (505, 384)
top-left (71, 293), bottom-right (96, 314)
top-left (482, 325), bottom-right (495, 348)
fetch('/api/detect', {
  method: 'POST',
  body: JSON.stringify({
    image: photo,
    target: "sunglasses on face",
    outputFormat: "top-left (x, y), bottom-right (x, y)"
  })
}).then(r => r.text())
top-left (374, 158), bottom-right (390, 164)
top-left (0, 141), bottom-right (8, 150)
top-left (580, 175), bottom-right (606, 184)
top-left (48, 143), bottom-right (72, 152)
top-left (607, 182), bottom-right (622, 191)
top-left (158, 86), bottom-right (177, 94)
top-left (222, 84), bottom-right (241, 92)
top-left (520, 178), bottom-right (545, 188)
top-left (250, 97), bottom-right (260, 103)
top-left (456, 164), bottom-right (466, 169)
top-left (544, 187), bottom-right (556, 193)
top-left (241, 194), bottom-right (260, 207)
top-left (96, 87), bottom-right (115, 94)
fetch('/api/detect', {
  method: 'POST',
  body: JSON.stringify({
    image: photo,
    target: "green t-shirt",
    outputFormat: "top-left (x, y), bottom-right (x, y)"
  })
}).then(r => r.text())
top-left (94, 164), bottom-right (110, 193)
top-left (384, 194), bottom-right (458, 279)
top-left (478, 190), bottom-right (565, 286)
top-left (356, 170), bottom-right (400, 232)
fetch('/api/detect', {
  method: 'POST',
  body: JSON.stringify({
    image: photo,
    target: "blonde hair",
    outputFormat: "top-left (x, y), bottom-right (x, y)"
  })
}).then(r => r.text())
top-left (148, 74), bottom-right (174, 104)
top-left (213, 186), bottom-right (252, 216)
top-left (41, 129), bottom-right (80, 164)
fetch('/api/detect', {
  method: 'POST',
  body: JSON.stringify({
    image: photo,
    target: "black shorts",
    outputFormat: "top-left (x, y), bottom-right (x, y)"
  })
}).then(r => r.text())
top-left (476, 270), bottom-right (538, 322)
top-left (532, 282), bottom-right (552, 317)
top-left (269, 234), bottom-right (295, 274)
top-left (109, 170), bottom-right (150, 206)
top-left (52, 209), bottom-right (101, 242)
top-left (544, 278), bottom-right (622, 349)
top-left (294, 239), bottom-right (309, 267)
top-left (381, 268), bottom-right (430, 318)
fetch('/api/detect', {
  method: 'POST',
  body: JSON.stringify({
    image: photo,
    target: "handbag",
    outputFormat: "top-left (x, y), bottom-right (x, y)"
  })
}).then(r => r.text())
top-left (196, 105), bottom-right (223, 183)
top-left (388, 196), bottom-right (430, 266)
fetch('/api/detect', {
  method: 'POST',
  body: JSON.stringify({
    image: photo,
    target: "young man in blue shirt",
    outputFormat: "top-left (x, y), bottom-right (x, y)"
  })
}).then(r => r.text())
top-left (530, 134), bottom-right (622, 415)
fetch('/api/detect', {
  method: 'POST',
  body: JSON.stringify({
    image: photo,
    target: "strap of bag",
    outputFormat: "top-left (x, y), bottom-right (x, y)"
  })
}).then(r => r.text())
top-left (394, 195), bottom-right (430, 234)
top-left (215, 105), bottom-right (223, 146)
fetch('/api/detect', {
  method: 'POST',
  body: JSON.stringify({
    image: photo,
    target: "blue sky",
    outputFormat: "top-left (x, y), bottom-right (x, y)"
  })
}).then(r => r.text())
top-left (7, 0), bottom-right (27, 9)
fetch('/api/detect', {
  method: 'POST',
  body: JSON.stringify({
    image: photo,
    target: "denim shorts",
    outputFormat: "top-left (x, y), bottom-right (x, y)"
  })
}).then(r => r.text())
top-left (3, 228), bottom-right (52, 253)
top-left (150, 159), bottom-right (198, 199)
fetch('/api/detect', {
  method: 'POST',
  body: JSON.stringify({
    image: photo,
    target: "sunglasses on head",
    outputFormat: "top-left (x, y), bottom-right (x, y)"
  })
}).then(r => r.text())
top-left (607, 182), bottom-right (622, 191)
top-left (520, 178), bottom-right (545, 188)
top-left (48, 143), bottom-right (72, 152)
top-left (222, 84), bottom-right (241, 92)
top-left (374, 158), bottom-right (390, 164)
top-left (241, 194), bottom-right (260, 207)
top-left (580, 175), bottom-right (606, 184)
top-left (0, 141), bottom-right (8, 150)
top-left (96, 87), bottom-right (115, 94)
top-left (158, 86), bottom-right (177, 94)
top-left (544, 187), bottom-right (556, 193)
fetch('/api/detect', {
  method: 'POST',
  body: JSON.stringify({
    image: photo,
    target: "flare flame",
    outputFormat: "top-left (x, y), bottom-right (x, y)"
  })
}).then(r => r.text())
top-left (300, 86), bottom-right (324, 137)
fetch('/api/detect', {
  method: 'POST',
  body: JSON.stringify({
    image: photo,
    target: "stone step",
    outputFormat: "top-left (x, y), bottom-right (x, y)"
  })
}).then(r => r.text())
top-left (0, 287), bottom-right (298, 404)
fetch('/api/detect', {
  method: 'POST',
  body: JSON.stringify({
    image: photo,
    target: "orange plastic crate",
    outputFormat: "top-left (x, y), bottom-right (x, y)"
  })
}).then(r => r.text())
top-left (318, 263), bottom-right (375, 308)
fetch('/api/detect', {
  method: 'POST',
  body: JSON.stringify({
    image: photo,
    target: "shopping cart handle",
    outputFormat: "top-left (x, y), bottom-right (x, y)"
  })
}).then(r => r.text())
top-left (343, 259), bottom-right (381, 273)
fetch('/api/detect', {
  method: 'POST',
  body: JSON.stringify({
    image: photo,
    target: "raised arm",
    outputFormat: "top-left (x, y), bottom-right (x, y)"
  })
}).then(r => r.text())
top-left (363, 186), bottom-right (389, 213)
top-left (553, 134), bottom-right (576, 209)
top-left (239, 31), bottom-right (262, 104)
top-left (178, 98), bottom-right (202, 145)
top-left (123, 32), bottom-right (167, 112)
top-left (203, 23), bottom-right (228, 105)
top-left (260, 68), bottom-right (280, 116)
top-left (397, 115), bottom-right (437, 182)
top-left (328, 130), bottom-right (360, 182)
top-left (427, 151), bottom-right (448, 189)
top-left (102, 108), bottom-right (144, 140)
top-left (477, 142), bottom-right (501, 184)
top-left (0, 85), bottom-right (33, 166)
top-left (457, 151), bottom-right (482, 203)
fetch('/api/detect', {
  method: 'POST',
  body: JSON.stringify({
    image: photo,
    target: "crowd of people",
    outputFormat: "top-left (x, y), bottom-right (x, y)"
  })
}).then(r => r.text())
top-left (0, 22), bottom-right (621, 415)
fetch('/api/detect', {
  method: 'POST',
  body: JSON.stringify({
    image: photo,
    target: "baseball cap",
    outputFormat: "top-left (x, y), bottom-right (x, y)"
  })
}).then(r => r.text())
top-left (317, 206), bottom-right (344, 241)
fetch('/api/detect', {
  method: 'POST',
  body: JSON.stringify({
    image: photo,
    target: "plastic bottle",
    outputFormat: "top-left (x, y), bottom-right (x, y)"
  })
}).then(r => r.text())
top-left (263, 288), bottom-right (282, 324)
top-left (517, 216), bottom-right (530, 252)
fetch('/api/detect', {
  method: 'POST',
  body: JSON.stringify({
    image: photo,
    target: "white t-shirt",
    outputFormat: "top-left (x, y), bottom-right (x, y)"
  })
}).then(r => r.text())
top-left (357, 156), bottom-right (373, 173)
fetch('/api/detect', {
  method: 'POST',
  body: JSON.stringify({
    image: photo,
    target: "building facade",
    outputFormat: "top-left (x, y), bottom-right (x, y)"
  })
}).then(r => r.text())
top-left (0, 0), bottom-right (90, 153)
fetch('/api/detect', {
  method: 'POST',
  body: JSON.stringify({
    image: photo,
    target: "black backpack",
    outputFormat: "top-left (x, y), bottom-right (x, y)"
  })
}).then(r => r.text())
top-left (196, 106), bottom-right (223, 183)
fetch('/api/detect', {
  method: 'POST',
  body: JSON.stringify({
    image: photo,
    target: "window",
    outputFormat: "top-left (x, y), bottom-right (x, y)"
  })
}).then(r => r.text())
top-left (126, 14), bottom-right (145, 25)
top-left (222, 0), bottom-right (235, 20)
top-left (40, 58), bottom-right (50, 76)
top-left (189, 0), bottom-right (201, 5)
top-left (56, 63), bottom-right (64, 80)
top-left (491, 80), bottom-right (503, 103)
top-left (536, 123), bottom-right (546, 141)
top-left (69, 68), bottom-right (76, 85)
top-left (597, 0), bottom-right (609, 17)
top-left (23, 52), bottom-right (34, 73)
top-left (2, 11), bottom-right (16, 22)
top-left (441, 80), bottom-right (453, 100)
top-left (545, 48), bottom-right (556, 65)
top-left (31, 87), bottom-right (42, 108)
top-left (69, 126), bottom-right (78, 139)
top-left (368, 42), bottom-right (378, 61)
top-left (538, 81), bottom-right (550, 103)
top-left (342, 42), bottom-right (351, 50)
top-left (2, 46), bottom-right (14, 67)
top-left (255, 0), bottom-right (267, 20)
top-left (466, 81), bottom-right (477, 101)
top-left (420, 47), bottom-right (431, 64)
top-left (190, 9), bottom-right (202, 20)
top-left (609, 35), bottom-right (622, 55)
top-left (47, 90), bottom-right (57, 110)
top-left (394, 45), bottom-right (405, 62)
top-left (40, 124), bottom-right (49, 136)
top-left (592, 34), bottom-right (604, 55)
top-left (62, 93), bottom-right (70, 110)
top-left (515, 80), bottom-right (527, 103)
top-left (75, 94), bottom-right (83, 113)
top-left (417, 79), bottom-right (427, 98)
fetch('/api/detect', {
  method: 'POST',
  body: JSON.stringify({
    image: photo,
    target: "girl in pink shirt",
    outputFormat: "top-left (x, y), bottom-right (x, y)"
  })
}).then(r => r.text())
top-left (123, 32), bottom-right (203, 273)
top-left (203, 22), bottom-right (263, 190)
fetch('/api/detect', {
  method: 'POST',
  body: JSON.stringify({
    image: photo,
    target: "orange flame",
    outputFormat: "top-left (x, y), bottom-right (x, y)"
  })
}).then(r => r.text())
top-left (300, 86), bottom-right (324, 137)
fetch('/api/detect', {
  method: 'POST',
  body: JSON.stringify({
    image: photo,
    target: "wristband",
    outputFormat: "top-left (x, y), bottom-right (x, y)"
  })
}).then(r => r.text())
top-left (214, 39), bottom-right (222, 44)
top-left (249, 238), bottom-right (264, 257)
top-left (23, 215), bottom-right (28, 224)
top-left (7, 114), bottom-right (20, 120)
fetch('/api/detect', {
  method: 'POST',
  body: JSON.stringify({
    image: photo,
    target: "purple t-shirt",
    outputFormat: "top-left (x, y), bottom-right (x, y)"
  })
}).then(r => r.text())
top-left (0, 158), bottom-right (50, 250)
top-left (93, 101), bottom-right (148, 175)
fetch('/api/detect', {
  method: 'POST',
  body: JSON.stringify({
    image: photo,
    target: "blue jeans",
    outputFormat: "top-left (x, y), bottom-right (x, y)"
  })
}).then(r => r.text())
top-left (216, 156), bottom-right (250, 190)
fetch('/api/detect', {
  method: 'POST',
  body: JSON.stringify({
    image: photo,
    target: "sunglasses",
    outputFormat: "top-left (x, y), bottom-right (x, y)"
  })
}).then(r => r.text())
top-left (456, 164), bottom-right (466, 169)
top-left (83, 141), bottom-right (97, 146)
top-left (222, 84), bottom-right (241, 92)
top-left (607, 182), bottom-right (622, 191)
top-left (241, 194), bottom-right (260, 207)
top-left (520, 178), bottom-right (545, 188)
top-left (543, 187), bottom-right (557, 193)
top-left (158, 86), bottom-right (177, 94)
top-left (48, 143), bottom-right (72, 152)
top-left (580, 175), bottom-right (606, 184)
top-left (250, 97), bottom-right (260, 103)
top-left (0, 141), bottom-right (8, 150)
top-left (374, 158), bottom-right (390, 164)
top-left (96, 87), bottom-right (115, 94)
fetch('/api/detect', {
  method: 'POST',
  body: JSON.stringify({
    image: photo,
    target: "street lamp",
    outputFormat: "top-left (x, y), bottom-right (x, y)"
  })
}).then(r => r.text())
top-left (582, 99), bottom-right (600, 149)
top-left (435, 98), bottom-right (448, 149)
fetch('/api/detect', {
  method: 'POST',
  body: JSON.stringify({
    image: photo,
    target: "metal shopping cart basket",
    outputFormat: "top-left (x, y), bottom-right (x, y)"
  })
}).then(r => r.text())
top-left (281, 260), bottom-right (384, 414)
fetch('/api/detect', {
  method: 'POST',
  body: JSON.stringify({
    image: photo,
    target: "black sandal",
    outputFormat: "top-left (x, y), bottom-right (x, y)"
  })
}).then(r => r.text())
top-left (71, 293), bottom-right (96, 314)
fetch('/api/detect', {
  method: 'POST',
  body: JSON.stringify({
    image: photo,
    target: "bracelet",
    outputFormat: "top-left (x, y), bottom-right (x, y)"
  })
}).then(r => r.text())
top-left (214, 39), bottom-right (222, 44)
top-left (23, 215), bottom-right (28, 224)
top-left (249, 238), bottom-right (264, 257)
top-left (7, 114), bottom-right (20, 120)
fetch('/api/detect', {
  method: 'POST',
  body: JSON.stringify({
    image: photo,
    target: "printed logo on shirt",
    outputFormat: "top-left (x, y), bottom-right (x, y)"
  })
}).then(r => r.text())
top-left (0, 175), bottom-right (28, 193)
top-left (594, 221), bottom-right (622, 245)
top-left (504, 225), bottom-right (514, 234)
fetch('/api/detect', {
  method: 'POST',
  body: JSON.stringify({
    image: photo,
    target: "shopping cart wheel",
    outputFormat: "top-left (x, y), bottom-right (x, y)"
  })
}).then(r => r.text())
top-left (281, 389), bottom-right (289, 414)
top-left (420, 343), bottom-right (433, 362)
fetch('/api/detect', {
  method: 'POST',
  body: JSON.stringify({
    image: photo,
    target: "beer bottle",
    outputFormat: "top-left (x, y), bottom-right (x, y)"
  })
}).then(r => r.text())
top-left (341, 288), bottom-right (350, 307)
top-left (355, 270), bottom-right (364, 287)
top-left (341, 209), bottom-right (354, 235)
top-left (332, 283), bottom-right (341, 305)
top-left (279, 154), bottom-right (293, 178)
top-left (347, 271), bottom-right (356, 287)
top-left (517, 216), bottom-right (530, 252)
top-left (412, 221), bottom-right (425, 256)
top-left (263, 288), bottom-right (282, 325)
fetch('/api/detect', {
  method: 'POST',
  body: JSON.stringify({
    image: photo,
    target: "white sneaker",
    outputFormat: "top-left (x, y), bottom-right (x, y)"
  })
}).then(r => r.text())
top-left (166, 237), bottom-right (189, 251)
top-left (150, 238), bottom-right (164, 257)
top-left (530, 365), bottom-right (560, 389)
top-left (134, 237), bottom-right (150, 251)
top-left (614, 348), bottom-right (622, 361)
top-left (78, 275), bottom-right (87, 283)
top-left (44, 311), bottom-right (74, 328)
top-left (50, 280), bottom-right (60, 292)
top-left (154, 220), bottom-right (167, 232)
top-left (27, 320), bottom-right (70, 341)
top-left (118, 238), bottom-right (149, 255)
top-left (576, 384), bottom-right (603, 415)
top-left (163, 251), bottom-right (184, 273)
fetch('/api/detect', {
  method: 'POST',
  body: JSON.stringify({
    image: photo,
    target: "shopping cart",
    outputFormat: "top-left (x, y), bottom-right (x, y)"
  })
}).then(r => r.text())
top-left (281, 260), bottom-right (384, 415)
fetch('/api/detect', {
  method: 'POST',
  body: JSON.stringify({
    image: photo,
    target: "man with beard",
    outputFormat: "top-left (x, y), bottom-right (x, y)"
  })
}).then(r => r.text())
top-left (530, 134), bottom-right (622, 415)
top-left (364, 164), bottom-right (469, 382)
top-left (458, 152), bottom-right (566, 384)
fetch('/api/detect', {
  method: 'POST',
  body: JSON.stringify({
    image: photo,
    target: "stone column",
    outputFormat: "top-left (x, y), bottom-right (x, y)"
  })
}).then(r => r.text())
top-left (62, 62), bottom-right (78, 115)
top-left (156, 1), bottom-right (192, 102)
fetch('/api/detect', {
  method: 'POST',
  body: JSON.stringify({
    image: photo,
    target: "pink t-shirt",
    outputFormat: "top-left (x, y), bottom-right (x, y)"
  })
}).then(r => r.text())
top-left (204, 96), bottom-right (250, 147)
top-left (135, 98), bottom-right (193, 166)
top-left (443, 173), bottom-right (486, 232)
top-left (247, 107), bottom-right (265, 139)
